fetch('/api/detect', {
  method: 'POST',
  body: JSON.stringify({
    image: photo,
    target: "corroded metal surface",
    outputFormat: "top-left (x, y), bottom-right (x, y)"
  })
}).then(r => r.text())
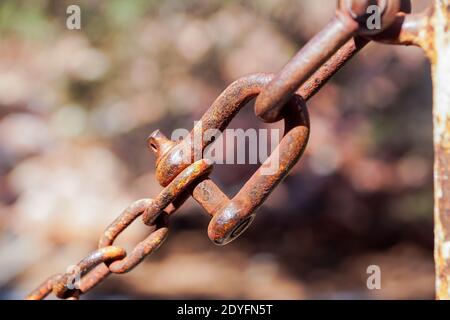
top-left (25, 274), bottom-right (63, 300)
top-left (53, 246), bottom-right (126, 299)
top-left (296, 37), bottom-right (369, 101)
top-left (203, 94), bottom-right (309, 245)
top-left (429, 0), bottom-right (450, 300)
top-left (27, 246), bottom-right (125, 300)
top-left (26, 160), bottom-right (212, 299)
top-left (27, 0), bottom-right (441, 300)
top-left (254, 0), bottom-right (405, 123)
top-left (254, 13), bottom-right (360, 123)
top-left (142, 159), bottom-right (213, 225)
top-left (149, 73), bottom-right (310, 244)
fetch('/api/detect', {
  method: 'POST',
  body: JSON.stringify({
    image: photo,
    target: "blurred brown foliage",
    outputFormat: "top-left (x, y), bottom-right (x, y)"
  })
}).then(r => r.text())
top-left (0, 0), bottom-right (434, 299)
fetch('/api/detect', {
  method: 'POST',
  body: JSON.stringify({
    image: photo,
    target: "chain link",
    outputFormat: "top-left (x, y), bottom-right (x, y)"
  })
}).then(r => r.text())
top-left (26, 0), bottom-right (417, 300)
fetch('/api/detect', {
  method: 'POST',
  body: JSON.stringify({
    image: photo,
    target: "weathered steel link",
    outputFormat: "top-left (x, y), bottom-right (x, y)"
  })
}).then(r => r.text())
top-left (255, 12), bottom-right (359, 123)
top-left (296, 36), bottom-right (369, 101)
top-left (142, 159), bottom-right (213, 225)
top-left (26, 160), bottom-right (212, 300)
top-left (53, 246), bottom-right (127, 299)
top-left (106, 213), bottom-right (169, 274)
top-left (27, 0), bottom-right (423, 299)
top-left (26, 274), bottom-right (63, 300)
top-left (70, 201), bottom-right (170, 295)
top-left (25, 246), bottom-right (127, 300)
top-left (254, 0), bottom-right (407, 123)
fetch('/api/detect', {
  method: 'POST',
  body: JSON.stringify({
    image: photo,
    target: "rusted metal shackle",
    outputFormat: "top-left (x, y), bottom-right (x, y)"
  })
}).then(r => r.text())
top-left (149, 73), bottom-right (310, 245)
top-left (205, 95), bottom-right (309, 245)
top-left (150, 73), bottom-right (308, 185)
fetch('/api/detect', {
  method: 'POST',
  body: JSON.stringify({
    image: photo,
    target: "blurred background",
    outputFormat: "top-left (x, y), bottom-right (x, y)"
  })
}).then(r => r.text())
top-left (0, 0), bottom-right (435, 299)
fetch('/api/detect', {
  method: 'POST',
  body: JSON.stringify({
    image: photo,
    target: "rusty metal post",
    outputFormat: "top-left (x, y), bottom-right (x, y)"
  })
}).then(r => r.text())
top-left (429, 0), bottom-right (450, 300)
top-left (368, 0), bottom-right (450, 300)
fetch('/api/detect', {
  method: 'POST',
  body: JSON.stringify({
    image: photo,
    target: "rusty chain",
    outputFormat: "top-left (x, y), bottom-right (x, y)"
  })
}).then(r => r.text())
top-left (26, 0), bottom-right (425, 300)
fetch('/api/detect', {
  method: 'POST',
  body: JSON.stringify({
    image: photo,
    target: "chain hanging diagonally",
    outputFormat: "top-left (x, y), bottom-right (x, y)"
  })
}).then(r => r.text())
top-left (26, 160), bottom-right (213, 300)
top-left (26, 0), bottom-right (428, 299)
top-left (151, 0), bottom-right (420, 246)
top-left (255, 0), bottom-right (423, 123)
